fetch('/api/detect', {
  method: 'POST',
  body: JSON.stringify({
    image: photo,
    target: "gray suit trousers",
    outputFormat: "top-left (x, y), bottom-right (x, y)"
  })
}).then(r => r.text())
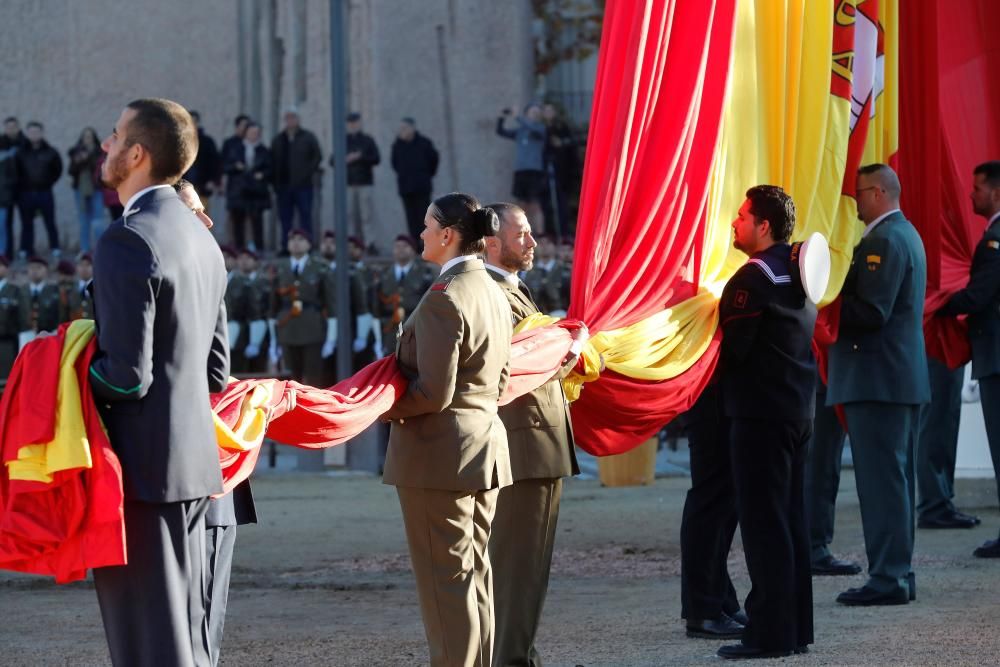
top-left (94, 498), bottom-right (212, 667)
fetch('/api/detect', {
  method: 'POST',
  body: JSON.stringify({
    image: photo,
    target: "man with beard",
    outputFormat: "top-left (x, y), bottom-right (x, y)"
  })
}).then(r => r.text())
top-left (937, 160), bottom-right (1000, 557)
top-left (483, 202), bottom-right (582, 666)
top-left (90, 98), bottom-right (229, 666)
top-left (716, 186), bottom-right (815, 659)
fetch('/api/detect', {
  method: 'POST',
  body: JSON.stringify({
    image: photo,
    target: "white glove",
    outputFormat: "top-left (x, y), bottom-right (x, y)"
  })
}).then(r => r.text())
top-left (245, 320), bottom-right (267, 358)
top-left (322, 317), bottom-right (338, 358)
top-left (17, 330), bottom-right (35, 350)
top-left (227, 321), bottom-right (241, 348)
top-left (373, 343), bottom-right (385, 359)
top-left (962, 379), bottom-right (980, 404)
top-left (268, 343), bottom-right (281, 366)
top-left (371, 317), bottom-right (383, 357)
top-left (352, 338), bottom-right (366, 353)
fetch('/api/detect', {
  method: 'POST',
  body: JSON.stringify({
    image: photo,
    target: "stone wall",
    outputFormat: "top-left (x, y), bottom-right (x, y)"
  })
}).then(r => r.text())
top-left (0, 0), bottom-right (535, 253)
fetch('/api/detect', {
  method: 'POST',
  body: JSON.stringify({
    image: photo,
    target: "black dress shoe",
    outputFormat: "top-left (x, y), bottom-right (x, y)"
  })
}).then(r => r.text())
top-left (728, 609), bottom-right (749, 626)
top-left (811, 554), bottom-right (862, 576)
top-left (918, 511), bottom-right (979, 529)
top-left (686, 616), bottom-right (744, 639)
top-left (954, 510), bottom-right (982, 525)
top-left (973, 538), bottom-right (1000, 558)
top-left (718, 644), bottom-right (792, 660)
top-left (836, 585), bottom-right (908, 606)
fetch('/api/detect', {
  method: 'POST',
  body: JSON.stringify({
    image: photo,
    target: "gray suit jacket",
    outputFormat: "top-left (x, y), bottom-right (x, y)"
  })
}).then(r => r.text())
top-left (90, 186), bottom-right (229, 503)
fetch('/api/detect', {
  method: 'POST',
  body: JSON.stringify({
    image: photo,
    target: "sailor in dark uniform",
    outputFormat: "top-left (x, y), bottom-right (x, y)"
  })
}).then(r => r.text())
top-left (716, 186), bottom-right (816, 660)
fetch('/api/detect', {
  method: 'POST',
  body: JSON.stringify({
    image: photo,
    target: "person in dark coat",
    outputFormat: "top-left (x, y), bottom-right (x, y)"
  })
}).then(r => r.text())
top-left (183, 110), bottom-right (222, 204)
top-left (1, 117), bottom-right (28, 257)
top-left (222, 121), bottom-right (271, 251)
top-left (271, 108), bottom-right (322, 244)
top-left (391, 117), bottom-right (439, 240)
top-left (15, 121), bottom-right (62, 257)
top-left (333, 112), bottom-right (381, 251)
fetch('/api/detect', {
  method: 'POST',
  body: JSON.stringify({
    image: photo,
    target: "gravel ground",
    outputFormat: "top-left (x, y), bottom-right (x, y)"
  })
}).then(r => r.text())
top-left (2, 470), bottom-right (999, 666)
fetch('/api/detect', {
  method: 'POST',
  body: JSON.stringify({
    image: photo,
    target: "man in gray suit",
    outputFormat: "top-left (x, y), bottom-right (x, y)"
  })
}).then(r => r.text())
top-left (938, 160), bottom-right (1000, 557)
top-left (89, 98), bottom-right (229, 666)
top-left (483, 202), bottom-right (581, 667)
top-left (827, 163), bottom-right (930, 606)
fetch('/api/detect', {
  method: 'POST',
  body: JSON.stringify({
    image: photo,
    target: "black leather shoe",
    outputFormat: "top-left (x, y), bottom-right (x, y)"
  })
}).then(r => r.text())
top-left (918, 511), bottom-right (980, 529)
top-left (954, 510), bottom-right (982, 525)
top-left (718, 644), bottom-right (792, 660)
top-left (973, 538), bottom-right (1000, 558)
top-left (794, 646), bottom-right (810, 654)
top-left (811, 554), bottom-right (862, 576)
top-left (728, 609), bottom-right (749, 626)
top-left (686, 616), bottom-right (744, 639)
top-left (836, 585), bottom-right (908, 606)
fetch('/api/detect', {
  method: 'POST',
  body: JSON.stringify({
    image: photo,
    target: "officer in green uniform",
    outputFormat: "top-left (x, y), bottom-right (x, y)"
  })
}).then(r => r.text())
top-left (75, 253), bottom-right (94, 320)
top-left (0, 256), bottom-right (27, 377)
top-left (827, 164), bottom-right (930, 606)
top-left (376, 234), bottom-right (434, 348)
top-left (318, 230), bottom-right (371, 381)
top-left (938, 160), bottom-right (1000, 557)
top-left (523, 234), bottom-right (568, 314)
top-left (55, 258), bottom-right (79, 324)
top-left (237, 248), bottom-right (270, 374)
top-left (483, 203), bottom-right (581, 666)
top-left (272, 228), bottom-right (331, 387)
top-left (23, 256), bottom-right (61, 334)
top-left (223, 245), bottom-right (260, 375)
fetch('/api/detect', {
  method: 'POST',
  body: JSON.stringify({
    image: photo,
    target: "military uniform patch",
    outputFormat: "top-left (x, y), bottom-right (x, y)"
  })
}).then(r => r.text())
top-left (430, 276), bottom-right (454, 292)
top-left (734, 289), bottom-right (749, 309)
top-left (987, 240), bottom-right (999, 250)
top-left (866, 254), bottom-right (881, 271)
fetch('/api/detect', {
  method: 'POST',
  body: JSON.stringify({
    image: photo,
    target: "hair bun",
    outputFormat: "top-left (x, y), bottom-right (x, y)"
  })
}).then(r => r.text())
top-left (472, 206), bottom-right (500, 238)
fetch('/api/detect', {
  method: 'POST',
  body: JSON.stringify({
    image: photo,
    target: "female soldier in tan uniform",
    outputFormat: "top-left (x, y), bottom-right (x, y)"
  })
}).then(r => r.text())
top-left (382, 192), bottom-right (513, 667)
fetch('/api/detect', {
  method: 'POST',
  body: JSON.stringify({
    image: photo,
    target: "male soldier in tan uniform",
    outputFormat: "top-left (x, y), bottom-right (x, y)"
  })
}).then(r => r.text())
top-left (23, 256), bottom-right (61, 334)
top-left (0, 255), bottom-right (27, 377)
top-left (522, 233), bottom-right (568, 315)
top-left (376, 234), bottom-right (434, 346)
top-left (272, 229), bottom-right (332, 387)
top-left (484, 202), bottom-right (581, 667)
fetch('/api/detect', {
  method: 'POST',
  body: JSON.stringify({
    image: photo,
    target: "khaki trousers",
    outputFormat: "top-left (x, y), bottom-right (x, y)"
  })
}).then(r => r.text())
top-left (489, 478), bottom-right (562, 667)
top-left (397, 486), bottom-right (499, 667)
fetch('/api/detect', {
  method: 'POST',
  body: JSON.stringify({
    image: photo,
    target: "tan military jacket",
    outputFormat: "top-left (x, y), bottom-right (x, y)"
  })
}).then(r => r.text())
top-left (383, 258), bottom-right (513, 491)
top-left (0, 280), bottom-right (26, 338)
top-left (376, 260), bottom-right (435, 338)
top-left (272, 255), bottom-right (330, 346)
top-left (488, 269), bottom-right (579, 480)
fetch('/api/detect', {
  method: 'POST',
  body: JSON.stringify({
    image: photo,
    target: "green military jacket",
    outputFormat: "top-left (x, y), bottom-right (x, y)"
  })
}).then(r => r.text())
top-left (272, 256), bottom-right (331, 346)
top-left (488, 268), bottom-right (579, 481)
top-left (0, 280), bottom-right (26, 339)
top-left (59, 281), bottom-right (93, 323)
top-left (376, 261), bottom-right (434, 336)
top-left (827, 211), bottom-right (931, 405)
top-left (24, 283), bottom-right (61, 333)
top-left (940, 217), bottom-right (1000, 378)
top-left (383, 258), bottom-right (513, 491)
top-left (226, 272), bottom-right (261, 350)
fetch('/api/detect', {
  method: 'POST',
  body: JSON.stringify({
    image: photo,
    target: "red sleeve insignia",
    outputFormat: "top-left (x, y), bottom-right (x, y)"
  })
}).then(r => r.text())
top-left (733, 289), bottom-right (749, 309)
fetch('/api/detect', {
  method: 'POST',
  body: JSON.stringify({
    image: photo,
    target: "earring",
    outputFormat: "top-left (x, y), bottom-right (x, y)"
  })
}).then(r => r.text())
top-left (441, 241), bottom-right (446, 246)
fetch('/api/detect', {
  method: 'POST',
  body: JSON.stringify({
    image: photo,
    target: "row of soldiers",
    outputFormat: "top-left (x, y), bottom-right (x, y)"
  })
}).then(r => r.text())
top-left (223, 229), bottom-right (574, 385)
top-left (0, 253), bottom-right (93, 377)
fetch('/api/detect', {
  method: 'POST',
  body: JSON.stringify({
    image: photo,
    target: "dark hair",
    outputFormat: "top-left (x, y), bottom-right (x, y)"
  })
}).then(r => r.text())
top-left (485, 202), bottom-right (525, 225)
top-left (430, 192), bottom-right (499, 255)
top-left (974, 161), bottom-right (1000, 188)
top-left (234, 114), bottom-right (250, 126)
top-left (2, 117), bottom-right (16, 125)
top-left (188, 110), bottom-right (200, 121)
top-left (745, 185), bottom-right (796, 243)
top-left (857, 162), bottom-right (901, 198)
top-left (26, 121), bottom-right (43, 131)
top-left (401, 116), bottom-right (415, 126)
top-left (125, 98), bottom-right (198, 182)
top-left (78, 126), bottom-right (98, 144)
top-left (245, 121), bottom-right (261, 132)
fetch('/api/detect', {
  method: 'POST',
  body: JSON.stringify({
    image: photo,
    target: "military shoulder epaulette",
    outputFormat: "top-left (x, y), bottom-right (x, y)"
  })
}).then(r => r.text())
top-left (430, 275), bottom-right (455, 292)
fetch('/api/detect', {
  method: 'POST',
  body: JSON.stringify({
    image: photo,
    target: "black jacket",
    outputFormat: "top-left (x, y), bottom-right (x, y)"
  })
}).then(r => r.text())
top-left (391, 132), bottom-right (438, 195)
top-left (183, 128), bottom-right (221, 194)
top-left (15, 140), bottom-right (62, 191)
top-left (0, 144), bottom-right (16, 207)
top-left (271, 128), bottom-right (323, 189)
top-left (89, 186), bottom-right (229, 503)
top-left (222, 141), bottom-right (272, 211)
top-left (342, 131), bottom-right (381, 186)
top-left (718, 243), bottom-right (817, 421)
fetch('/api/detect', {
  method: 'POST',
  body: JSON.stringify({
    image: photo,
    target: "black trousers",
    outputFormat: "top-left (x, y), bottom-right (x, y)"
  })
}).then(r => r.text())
top-left (229, 208), bottom-right (264, 250)
top-left (401, 192), bottom-right (431, 241)
top-left (282, 342), bottom-right (324, 386)
top-left (680, 386), bottom-right (740, 620)
top-left (730, 417), bottom-right (813, 652)
top-left (94, 498), bottom-right (212, 667)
